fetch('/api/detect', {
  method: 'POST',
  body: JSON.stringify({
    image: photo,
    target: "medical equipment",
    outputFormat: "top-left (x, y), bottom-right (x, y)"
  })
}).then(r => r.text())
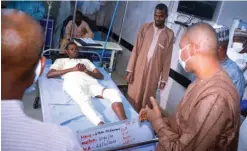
top-left (70, 0), bottom-right (77, 42)
top-left (42, 1), bottom-right (52, 52)
top-left (118, 1), bottom-right (128, 44)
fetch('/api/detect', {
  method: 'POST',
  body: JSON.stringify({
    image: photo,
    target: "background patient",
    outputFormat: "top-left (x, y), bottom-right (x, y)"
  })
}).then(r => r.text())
top-left (60, 11), bottom-right (94, 50)
top-left (47, 42), bottom-right (127, 125)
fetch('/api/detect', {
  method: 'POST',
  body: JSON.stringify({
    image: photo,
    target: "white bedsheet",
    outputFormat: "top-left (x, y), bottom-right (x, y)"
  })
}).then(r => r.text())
top-left (39, 65), bottom-right (138, 132)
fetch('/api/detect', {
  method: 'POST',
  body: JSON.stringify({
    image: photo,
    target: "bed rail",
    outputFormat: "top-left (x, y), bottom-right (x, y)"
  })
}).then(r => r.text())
top-left (42, 49), bottom-right (102, 60)
top-left (42, 48), bottom-right (103, 66)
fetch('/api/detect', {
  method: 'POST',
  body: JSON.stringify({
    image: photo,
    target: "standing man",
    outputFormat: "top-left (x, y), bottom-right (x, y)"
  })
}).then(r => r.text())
top-left (2, 9), bottom-right (81, 151)
top-left (60, 11), bottom-right (94, 50)
top-left (139, 23), bottom-right (240, 150)
top-left (214, 25), bottom-right (246, 102)
top-left (126, 3), bottom-right (174, 112)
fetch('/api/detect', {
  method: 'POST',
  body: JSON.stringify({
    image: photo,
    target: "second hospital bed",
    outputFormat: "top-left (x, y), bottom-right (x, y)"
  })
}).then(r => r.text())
top-left (38, 50), bottom-right (157, 150)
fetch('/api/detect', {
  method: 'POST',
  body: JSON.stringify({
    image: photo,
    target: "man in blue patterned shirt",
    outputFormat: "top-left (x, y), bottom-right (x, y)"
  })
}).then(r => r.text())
top-left (214, 25), bottom-right (246, 101)
top-left (192, 25), bottom-right (246, 101)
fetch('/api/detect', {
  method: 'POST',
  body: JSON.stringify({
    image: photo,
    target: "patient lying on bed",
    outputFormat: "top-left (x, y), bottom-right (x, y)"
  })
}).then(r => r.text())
top-left (47, 42), bottom-right (127, 126)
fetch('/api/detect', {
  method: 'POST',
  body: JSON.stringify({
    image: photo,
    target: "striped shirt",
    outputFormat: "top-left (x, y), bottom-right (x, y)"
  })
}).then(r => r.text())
top-left (1, 100), bottom-right (81, 151)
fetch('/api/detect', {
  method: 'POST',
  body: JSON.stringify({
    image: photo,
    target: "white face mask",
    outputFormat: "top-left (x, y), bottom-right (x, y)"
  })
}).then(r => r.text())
top-left (243, 53), bottom-right (247, 62)
top-left (232, 42), bottom-right (243, 53)
top-left (24, 60), bottom-right (42, 94)
top-left (232, 40), bottom-right (246, 53)
top-left (178, 44), bottom-right (191, 72)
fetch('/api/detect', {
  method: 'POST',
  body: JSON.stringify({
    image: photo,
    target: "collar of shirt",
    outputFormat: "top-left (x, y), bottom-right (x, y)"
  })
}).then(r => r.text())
top-left (2, 100), bottom-right (26, 117)
top-left (220, 56), bottom-right (230, 65)
top-left (152, 23), bottom-right (165, 32)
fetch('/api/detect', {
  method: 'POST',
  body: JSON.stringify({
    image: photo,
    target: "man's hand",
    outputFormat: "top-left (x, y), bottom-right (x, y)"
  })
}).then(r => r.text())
top-left (82, 28), bottom-right (87, 35)
top-left (139, 97), bottom-right (162, 123)
top-left (125, 72), bottom-right (134, 84)
top-left (78, 63), bottom-right (87, 72)
top-left (159, 82), bottom-right (166, 89)
top-left (71, 63), bottom-right (87, 72)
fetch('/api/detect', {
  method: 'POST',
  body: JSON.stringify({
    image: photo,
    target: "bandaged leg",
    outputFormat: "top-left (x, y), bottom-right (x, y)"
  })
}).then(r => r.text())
top-left (102, 89), bottom-right (127, 120)
top-left (64, 82), bottom-right (104, 126)
top-left (77, 100), bottom-right (104, 126)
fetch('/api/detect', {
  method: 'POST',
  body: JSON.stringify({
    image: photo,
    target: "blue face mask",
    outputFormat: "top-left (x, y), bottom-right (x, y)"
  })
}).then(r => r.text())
top-left (24, 60), bottom-right (42, 94)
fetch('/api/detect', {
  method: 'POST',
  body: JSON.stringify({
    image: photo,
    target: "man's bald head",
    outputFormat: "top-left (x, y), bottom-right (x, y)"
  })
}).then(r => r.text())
top-left (186, 23), bottom-right (218, 53)
top-left (2, 9), bottom-right (44, 81)
top-left (179, 23), bottom-right (219, 73)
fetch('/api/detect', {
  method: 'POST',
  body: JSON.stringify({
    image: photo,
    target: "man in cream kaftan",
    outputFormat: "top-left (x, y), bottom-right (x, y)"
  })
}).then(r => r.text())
top-left (126, 4), bottom-right (174, 112)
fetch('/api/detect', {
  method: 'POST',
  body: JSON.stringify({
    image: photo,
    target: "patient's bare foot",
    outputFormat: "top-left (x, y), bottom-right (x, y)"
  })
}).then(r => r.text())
top-left (98, 121), bottom-right (104, 126)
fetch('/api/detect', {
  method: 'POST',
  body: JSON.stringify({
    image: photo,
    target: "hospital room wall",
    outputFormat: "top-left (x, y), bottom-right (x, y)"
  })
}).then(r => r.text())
top-left (215, 1), bottom-right (247, 27)
top-left (96, 1), bottom-right (247, 114)
top-left (1, 1), bottom-right (61, 18)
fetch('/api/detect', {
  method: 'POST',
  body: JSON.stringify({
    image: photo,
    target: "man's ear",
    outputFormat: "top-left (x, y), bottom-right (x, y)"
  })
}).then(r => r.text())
top-left (190, 42), bottom-right (199, 55)
top-left (40, 56), bottom-right (46, 76)
top-left (164, 13), bottom-right (168, 20)
top-left (218, 45), bottom-right (223, 52)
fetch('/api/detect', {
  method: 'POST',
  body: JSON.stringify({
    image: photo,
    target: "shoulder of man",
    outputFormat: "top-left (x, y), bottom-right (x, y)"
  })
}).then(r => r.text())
top-left (223, 59), bottom-right (244, 78)
top-left (197, 71), bottom-right (239, 102)
top-left (67, 20), bottom-right (73, 26)
top-left (140, 23), bottom-right (152, 30)
top-left (79, 58), bottom-right (92, 64)
top-left (165, 27), bottom-right (175, 41)
top-left (52, 58), bottom-right (67, 64)
top-left (56, 58), bottom-right (68, 61)
top-left (81, 20), bottom-right (88, 26)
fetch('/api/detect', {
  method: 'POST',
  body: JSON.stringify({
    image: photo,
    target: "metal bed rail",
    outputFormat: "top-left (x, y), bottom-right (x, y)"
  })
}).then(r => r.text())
top-left (42, 48), bottom-right (104, 67)
top-left (42, 48), bottom-right (102, 61)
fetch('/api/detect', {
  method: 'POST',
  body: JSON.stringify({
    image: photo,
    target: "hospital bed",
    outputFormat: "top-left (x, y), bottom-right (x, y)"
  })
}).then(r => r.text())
top-left (38, 49), bottom-right (157, 150)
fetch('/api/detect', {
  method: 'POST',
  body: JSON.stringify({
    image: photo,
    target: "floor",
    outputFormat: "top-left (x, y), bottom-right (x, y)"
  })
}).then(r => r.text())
top-left (22, 91), bottom-right (43, 121)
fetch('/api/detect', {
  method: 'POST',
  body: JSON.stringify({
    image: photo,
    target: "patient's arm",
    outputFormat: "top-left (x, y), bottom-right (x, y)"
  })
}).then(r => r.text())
top-left (85, 68), bottom-right (104, 80)
top-left (46, 66), bottom-right (77, 78)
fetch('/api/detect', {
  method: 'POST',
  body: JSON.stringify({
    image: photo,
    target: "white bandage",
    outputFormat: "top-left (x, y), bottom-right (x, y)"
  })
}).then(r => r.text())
top-left (102, 89), bottom-right (122, 103)
top-left (77, 101), bottom-right (103, 126)
top-left (89, 84), bottom-right (104, 97)
top-left (63, 82), bottom-right (103, 126)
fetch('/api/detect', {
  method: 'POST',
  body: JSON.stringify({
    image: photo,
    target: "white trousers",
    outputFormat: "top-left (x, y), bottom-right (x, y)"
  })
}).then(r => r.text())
top-left (63, 81), bottom-right (122, 125)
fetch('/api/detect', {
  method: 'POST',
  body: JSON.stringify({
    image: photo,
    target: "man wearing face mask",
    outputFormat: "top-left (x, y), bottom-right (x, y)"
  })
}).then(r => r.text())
top-left (2, 9), bottom-right (81, 151)
top-left (227, 29), bottom-right (247, 72)
top-left (125, 3), bottom-right (174, 112)
top-left (214, 25), bottom-right (246, 102)
top-left (139, 23), bottom-right (240, 150)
